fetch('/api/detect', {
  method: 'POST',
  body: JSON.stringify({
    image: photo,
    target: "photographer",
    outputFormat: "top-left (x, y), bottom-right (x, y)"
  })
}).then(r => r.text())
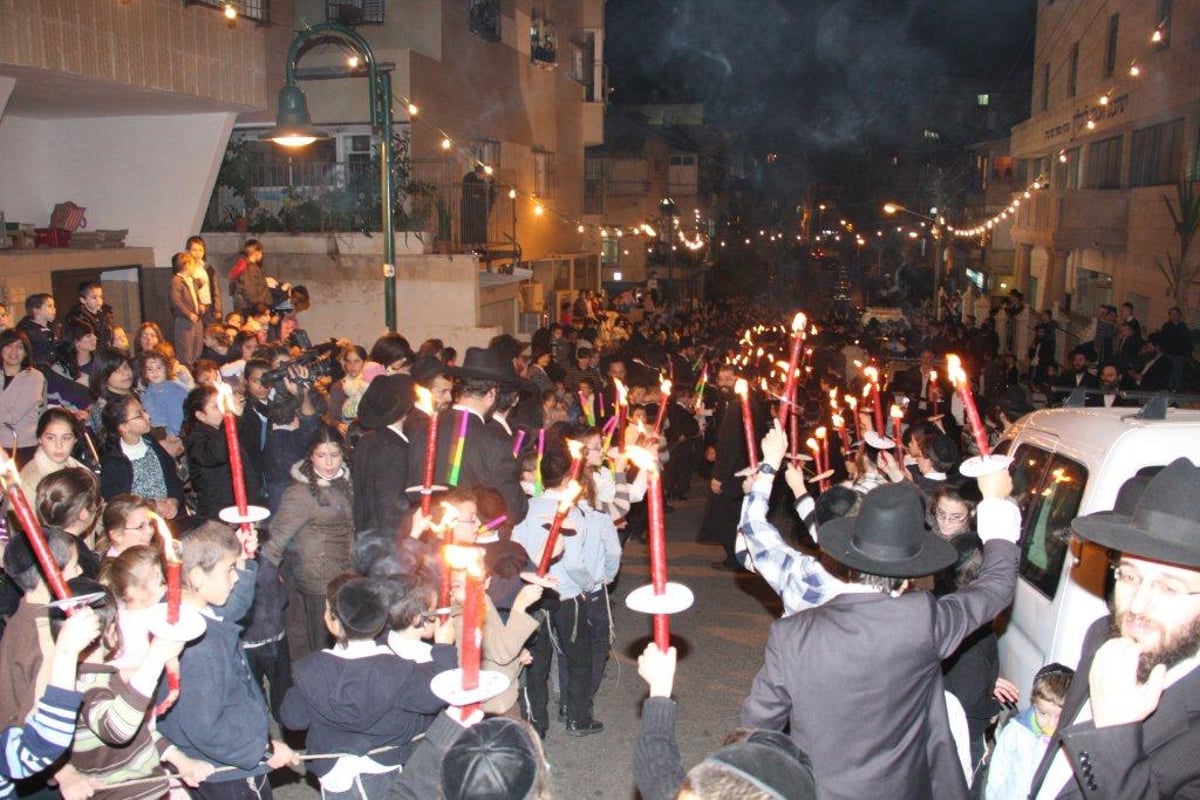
top-left (263, 358), bottom-right (328, 513)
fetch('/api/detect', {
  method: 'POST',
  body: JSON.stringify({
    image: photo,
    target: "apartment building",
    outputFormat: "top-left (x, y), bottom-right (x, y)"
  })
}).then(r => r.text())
top-left (1008, 0), bottom-right (1199, 325)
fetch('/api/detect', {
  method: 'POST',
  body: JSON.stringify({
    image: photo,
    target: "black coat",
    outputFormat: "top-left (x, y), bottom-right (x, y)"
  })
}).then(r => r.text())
top-left (352, 426), bottom-right (411, 534)
top-left (185, 421), bottom-right (260, 521)
top-left (406, 407), bottom-right (527, 523)
top-left (99, 435), bottom-right (187, 506)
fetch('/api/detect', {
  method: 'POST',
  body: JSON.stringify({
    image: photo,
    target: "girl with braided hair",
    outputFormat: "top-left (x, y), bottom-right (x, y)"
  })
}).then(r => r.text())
top-left (262, 424), bottom-right (354, 662)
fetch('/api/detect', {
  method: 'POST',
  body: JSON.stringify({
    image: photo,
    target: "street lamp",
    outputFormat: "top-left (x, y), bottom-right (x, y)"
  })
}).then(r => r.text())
top-left (883, 202), bottom-right (946, 319)
top-left (659, 198), bottom-right (679, 308)
top-left (263, 22), bottom-right (399, 332)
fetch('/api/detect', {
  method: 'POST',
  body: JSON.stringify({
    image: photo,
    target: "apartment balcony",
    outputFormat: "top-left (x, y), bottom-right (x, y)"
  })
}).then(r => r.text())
top-left (1010, 189), bottom-right (1129, 252)
top-left (205, 158), bottom-right (520, 266)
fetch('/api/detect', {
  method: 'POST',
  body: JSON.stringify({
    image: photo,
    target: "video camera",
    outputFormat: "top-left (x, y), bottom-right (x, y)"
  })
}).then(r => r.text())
top-left (260, 330), bottom-right (335, 388)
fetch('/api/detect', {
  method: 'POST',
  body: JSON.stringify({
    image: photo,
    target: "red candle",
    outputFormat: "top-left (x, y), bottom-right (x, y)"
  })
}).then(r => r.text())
top-left (816, 426), bottom-right (829, 475)
top-left (436, 503), bottom-right (459, 619)
top-left (845, 396), bottom-right (859, 441)
top-left (788, 401), bottom-right (801, 462)
top-left (780, 312), bottom-right (807, 424)
top-left (652, 379), bottom-right (672, 438)
top-left (614, 379), bottom-right (629, 454)
top-left (537, 482), bottom-right (582, 576)
top-left (629, 447), bottom-right (670, 650)
top-left (215, 383), bottom-right (248, 515)
top-left (832, 414), bottom-right (850, 452)
top-left (890, 404), bottom-right (904, 452)
top-left (807, 437), bottom-right (822, 474)
top-left (928, 370), bottom-right (940, 407)
top-left (566, 439), bottom-right (586, 484)
top-left (735, 379), bottom-right (759, 471)
top-left (153, 515), bottom-right (182, 625)
top-left (947, 355), bottom-right (991, 457)
top-left (415, 386), bottom-right (439, 515)
top-left (864, 366), bottom-right (884, 435)
top-left (0, 453), bottom-right (72, 605)
top-left (444, 545), bottom-right (485, 690)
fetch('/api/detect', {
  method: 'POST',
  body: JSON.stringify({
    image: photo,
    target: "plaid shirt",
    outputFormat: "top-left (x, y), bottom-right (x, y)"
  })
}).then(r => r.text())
top-left (734, 473), bottom-right (845, 615)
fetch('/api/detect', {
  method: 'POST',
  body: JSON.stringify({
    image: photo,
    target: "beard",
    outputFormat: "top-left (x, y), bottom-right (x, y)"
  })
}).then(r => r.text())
top-left (1111, 611), bottom-right (1200, 683)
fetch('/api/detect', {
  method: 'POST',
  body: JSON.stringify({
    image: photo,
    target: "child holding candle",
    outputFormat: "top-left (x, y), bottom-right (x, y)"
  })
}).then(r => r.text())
top-left (512, 448), bottom-right (618, 739)
top-left (280, 575), bottom-right (450, 798)
top-left (157, 522), bottom-right (301, 799)
top-left (56, 576), bottom-right (215, 797)
top-left (183, 384), bottom-right (260, 522)
top-left (35, 467), bottom-right (104, 580)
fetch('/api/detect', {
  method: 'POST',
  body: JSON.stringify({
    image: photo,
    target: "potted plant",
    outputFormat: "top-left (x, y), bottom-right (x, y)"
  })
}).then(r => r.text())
top-left (215, 136), bottom-right (259, 231)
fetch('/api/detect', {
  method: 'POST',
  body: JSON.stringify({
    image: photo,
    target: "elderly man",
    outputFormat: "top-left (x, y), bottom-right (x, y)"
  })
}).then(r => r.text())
top-left (1028, 457), bottom-right (1200, 798)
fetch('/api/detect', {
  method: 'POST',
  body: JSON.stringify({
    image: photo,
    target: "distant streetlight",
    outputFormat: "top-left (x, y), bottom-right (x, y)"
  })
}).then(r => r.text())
top-left (882, 202), bottom-right (945, 319)
top-left (262, 22), bottom-right (399, 332)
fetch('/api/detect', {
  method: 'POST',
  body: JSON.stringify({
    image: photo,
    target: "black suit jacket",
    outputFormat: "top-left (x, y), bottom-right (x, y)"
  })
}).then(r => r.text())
top-left (406, 407), bottom-right (527, 523)
top-left (352, 426), bottom-right (411, 534)
top-left (1029, 616), bottom-right (1200, 798)
top-left (1138, 355), bottom-right (1172, 392)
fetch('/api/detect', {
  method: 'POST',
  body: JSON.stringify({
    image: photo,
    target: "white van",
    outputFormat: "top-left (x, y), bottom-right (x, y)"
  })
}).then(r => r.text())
top-left (994, 405), bottom-right (1200, 703)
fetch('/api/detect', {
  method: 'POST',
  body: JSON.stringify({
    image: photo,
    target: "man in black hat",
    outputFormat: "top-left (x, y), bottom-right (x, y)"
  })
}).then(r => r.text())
top-left (1028, 458), bottom-right (1200, 798)
top-left (352, 374), bottom-right (415, 534)
top-left (406, 347), bottom-right (528, 522)
top-left (741, 426), bottom-right (1020, 800)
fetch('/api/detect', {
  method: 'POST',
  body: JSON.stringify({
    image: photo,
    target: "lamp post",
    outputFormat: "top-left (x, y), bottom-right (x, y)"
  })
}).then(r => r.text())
top-left (263, 22), bottom-right (398, 332)
top-left (659, 198), bottom-right (678, 309)
top-left (883, 203), bottom-right (945, 320)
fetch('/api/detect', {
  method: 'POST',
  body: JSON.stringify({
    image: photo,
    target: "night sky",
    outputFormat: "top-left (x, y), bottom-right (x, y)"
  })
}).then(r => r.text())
top-left (606, 0), bottom-right (1036, 157)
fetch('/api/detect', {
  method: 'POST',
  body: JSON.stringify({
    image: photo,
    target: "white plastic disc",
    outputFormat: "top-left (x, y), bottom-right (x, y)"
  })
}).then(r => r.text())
top-left (806, 469), bottom-right (836, 484)
top-left (218, 505), bottom-right (271, 525)
top-left (625, 582), bottom-right (694, 615)
top-left (404, 485), bottom-right (450, 495)
top-left (958, 454), bottom-right (1014, 478)
top-left (430, 669), bottom-right (511, 706)
top-left (864, 431), bottom-right (896, 450)
top-left (146, 603), bottom-right (207, 642)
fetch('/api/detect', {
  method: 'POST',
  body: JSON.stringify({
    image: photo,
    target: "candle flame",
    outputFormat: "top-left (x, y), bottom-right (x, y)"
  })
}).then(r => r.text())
top-left (0, 449), bottom-right (18, 485)
top-left (775, 360), bottom-right (790, 370)
top-left (414, 385), bottom-right (434, 416)
top-left (832, 413), bottom-right (845, 428)
top-left (791, 312), bottom-right (807, 333)
top-left (435, 501), bottom-right (459, 532)
top-left (558, 480), bottom-right (583, 512)
top-left (566, 439), bottom-right (585, 459)
top-left (815, 426), bottom-right (827, 440)
top-left (759, 378), bottom-right (768, 392)
top-left (614, 378), bottom-right (628, 406)
top-left (890, 404), bottom-right (904, 419)
top-left (853, 359), bottom-right (863, 369)
top-left (214, 380), bottom-right (236, 415)
top-left (443, 543), bottom-right (485, 576)
top-left (806, 437), bottom-right (819, 453)
top-left (863, 366), bottom-right (879, 382)
top-left (929, 370), bottom-right (938, 383)
top-left (862, 384), bottom-right (872, 398)
top-left (846, 395), bottom-right (857, 409)
top-left (624, 445), bottom-right (658, 473)
top-left (946, 354), bottom-right (966, 388)
top-left (660, 379), bottom-right (672, 396)
top-left (734, 378), bottom-right (749, 398)
top-left (151, 513), bottom-right (181, 564)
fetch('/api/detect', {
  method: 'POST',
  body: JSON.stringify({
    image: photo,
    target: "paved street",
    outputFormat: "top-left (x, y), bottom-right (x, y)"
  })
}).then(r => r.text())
top-left (273, 480), bottom-right (782, 797)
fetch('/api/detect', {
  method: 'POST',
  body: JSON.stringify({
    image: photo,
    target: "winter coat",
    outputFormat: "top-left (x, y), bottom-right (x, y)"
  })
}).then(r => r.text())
top-left (184, 421), bottom-right (260, 522)
top-left (262, 462), bottom-right (354, 595)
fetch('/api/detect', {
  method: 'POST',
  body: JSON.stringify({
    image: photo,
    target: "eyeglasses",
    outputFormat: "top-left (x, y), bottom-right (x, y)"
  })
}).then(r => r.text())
top-left (935, 510), bottom-right (970, 524)
top-left (124, 410), bottom-right (148, 423)
top-left (124, 520), bottom-right (155, 532)
top-left (1112, 565), bottom-right (1200, 600)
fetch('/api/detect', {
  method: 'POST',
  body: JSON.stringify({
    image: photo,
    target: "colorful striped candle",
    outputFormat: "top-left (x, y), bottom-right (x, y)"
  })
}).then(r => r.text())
top-left (534, 428), bottom-right (546, 495)
top-left (447, 409), bottom-right (470, 487)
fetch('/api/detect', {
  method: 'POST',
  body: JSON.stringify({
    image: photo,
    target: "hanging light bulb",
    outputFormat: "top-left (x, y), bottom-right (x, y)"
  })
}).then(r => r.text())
top-left (1086, 119), bottom-right (1096, 130)
top-left (1058, 150), bottom-right (1068, 163)
top-left (223, 2), bottom-right (237, 21)
top-left (533, 203), bottom-right (545, 217)
top-left (508, 188), bottom-right (517, 199)
top-left (483, 165), bottom-right (493, 176)
top-left (406, 102), bottom-right (419, 116)
top-left (346, 55), bottom-right (360, 69)
top-left (1098, 94), bottom-right (1109, 106)
top-left (1129, 61), bottom-right (1141, 77)
top-left (1150, 27), bottom-right (1164, 44)
top-left (577, 224), bottom-right (585, 233)
top-left (440, 137), bottom-right (452, 150)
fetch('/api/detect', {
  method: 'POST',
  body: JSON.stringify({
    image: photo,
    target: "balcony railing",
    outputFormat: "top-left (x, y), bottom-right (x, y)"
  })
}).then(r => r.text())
top-left (207, 158), bottom-right (519, 260)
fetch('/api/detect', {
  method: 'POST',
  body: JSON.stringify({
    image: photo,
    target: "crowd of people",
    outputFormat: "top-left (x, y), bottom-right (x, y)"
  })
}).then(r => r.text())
top-left (0, 238), bottom-right (1197, 800)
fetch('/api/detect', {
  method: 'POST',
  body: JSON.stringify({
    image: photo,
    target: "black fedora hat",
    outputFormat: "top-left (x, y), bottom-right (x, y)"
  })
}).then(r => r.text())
top-left (449, 347), bottom-right (526, 385)
top-left (358, 373), bottom-right (415, 429)
top-left (1072, 457), bottom-right (1200, 568)
top-left (819, 483), bottom-right (958, 578)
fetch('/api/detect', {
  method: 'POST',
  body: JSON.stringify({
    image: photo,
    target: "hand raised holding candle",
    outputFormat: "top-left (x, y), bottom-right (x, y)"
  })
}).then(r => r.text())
top-left (760, 423), bottom-right (787, 470)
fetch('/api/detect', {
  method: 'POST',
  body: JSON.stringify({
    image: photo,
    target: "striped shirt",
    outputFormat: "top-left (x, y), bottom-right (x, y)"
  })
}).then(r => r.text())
top-left (0, 685), bottom-right (84, 799)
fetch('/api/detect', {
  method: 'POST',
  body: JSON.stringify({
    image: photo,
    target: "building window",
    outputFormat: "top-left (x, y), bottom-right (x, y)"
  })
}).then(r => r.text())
top-left (469, 0), bottom-right (501, 42)
top-left (1040, 62), bottom-right (1049, 111)
top-left (471, 139), bottom-right (501, 172)
top-left (1085, 135), bottom-right (1123, 190)
top-left (1067, 42), bottom-right (1079, 98)
top-left (326, 0), bottom-right (383, 24)
top-left (532, 149), bottom-right (556, 199)
top-left (531, 12), bottom-right (557, 64)
top-left (601, 238), bottom-right (620, 267)
top-left (187, 0), bottom-right (268, 23)
top-left (1053, 147), bottom-right (1082, 190)
top-left (1104, 14), bottom-right (1119, 77)
top-left (977, 94), bottom-right (990, 106)
top-left (1130, 118), bottom-right (1184, 187)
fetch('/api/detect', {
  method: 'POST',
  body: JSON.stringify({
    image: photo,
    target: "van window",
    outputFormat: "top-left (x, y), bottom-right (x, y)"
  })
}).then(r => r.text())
top-left (1008, 444), bottom-right (1088, 599)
